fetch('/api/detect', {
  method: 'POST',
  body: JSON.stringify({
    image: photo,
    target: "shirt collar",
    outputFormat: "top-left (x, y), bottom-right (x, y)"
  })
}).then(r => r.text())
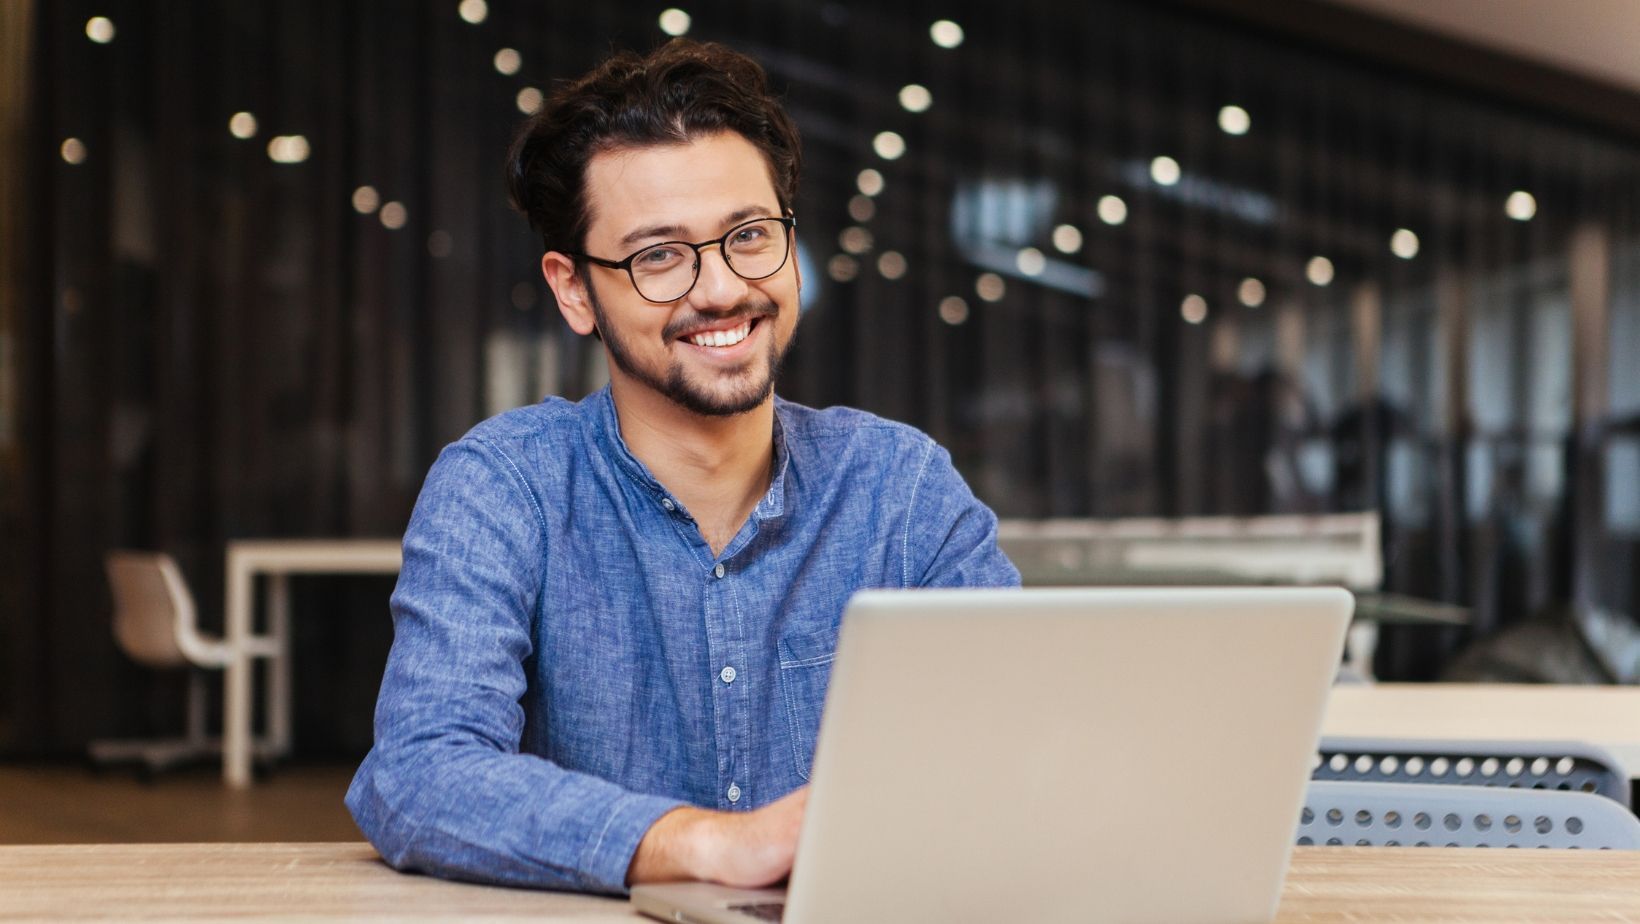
top-left (591, 385), bottom-right (791, 522)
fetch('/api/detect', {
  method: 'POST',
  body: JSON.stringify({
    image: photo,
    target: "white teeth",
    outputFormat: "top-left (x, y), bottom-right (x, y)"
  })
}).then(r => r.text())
top-left (690, 321), bottom-right (751, 348)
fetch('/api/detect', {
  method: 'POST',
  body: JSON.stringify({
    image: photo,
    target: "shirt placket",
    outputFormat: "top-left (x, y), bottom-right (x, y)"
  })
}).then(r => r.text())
top-left (702, 554), bottom-right (749, 809)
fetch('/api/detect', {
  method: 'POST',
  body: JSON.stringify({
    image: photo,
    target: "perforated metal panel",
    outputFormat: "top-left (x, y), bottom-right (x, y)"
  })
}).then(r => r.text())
top-left (1298, 781), bottom-right (1640, 849)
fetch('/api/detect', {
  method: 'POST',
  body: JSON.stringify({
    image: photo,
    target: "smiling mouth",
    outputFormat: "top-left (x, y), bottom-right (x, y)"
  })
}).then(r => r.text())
top-left (682, 318), bottom-right (757, 349)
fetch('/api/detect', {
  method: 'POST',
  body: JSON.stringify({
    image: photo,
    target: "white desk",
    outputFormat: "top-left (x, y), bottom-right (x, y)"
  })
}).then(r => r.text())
top-left (1323, 683), bottom-right (1640, 779)
top-left (224, 539), bottom-right (403, 788)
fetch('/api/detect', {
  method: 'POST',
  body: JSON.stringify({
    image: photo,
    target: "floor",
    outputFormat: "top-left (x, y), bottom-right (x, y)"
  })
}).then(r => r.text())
top-left (0, 761), bottom-right (362, 844)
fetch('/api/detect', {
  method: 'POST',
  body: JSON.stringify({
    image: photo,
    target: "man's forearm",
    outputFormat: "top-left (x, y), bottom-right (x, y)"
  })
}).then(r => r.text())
top-left (627, 786), bottom-right (809, 889)
top-left (628, 806), bottom-right (716, 883)
top-left (349, 737), bottom-right (685, 894)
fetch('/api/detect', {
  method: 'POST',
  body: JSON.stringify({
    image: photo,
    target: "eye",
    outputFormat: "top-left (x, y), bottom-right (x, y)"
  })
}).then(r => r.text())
top-left (634, 245), bottom-right (685, 269)
top-left (731, 224), bottom-right (769, 245)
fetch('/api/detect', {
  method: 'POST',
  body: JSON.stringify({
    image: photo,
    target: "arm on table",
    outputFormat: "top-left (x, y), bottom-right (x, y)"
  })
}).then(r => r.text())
top-left (346, 438), bottom-right (684, 895)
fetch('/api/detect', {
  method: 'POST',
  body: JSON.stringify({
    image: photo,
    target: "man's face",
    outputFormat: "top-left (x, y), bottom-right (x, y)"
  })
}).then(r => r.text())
top-left (566, 131), bottom-right (801, 418)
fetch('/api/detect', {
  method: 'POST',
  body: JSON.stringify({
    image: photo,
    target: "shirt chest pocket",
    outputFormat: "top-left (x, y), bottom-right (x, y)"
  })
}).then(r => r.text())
top-left (777, 627), bottom-right (837, 781)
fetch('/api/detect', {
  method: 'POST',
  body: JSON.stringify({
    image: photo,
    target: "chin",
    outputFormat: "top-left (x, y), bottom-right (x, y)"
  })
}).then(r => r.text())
top-left (675, 380), bottom-right (775, 417)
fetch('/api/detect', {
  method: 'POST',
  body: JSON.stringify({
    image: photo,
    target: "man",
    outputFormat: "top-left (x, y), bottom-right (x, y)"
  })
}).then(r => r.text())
top-left (346, 39), bottom-right (1019, 895)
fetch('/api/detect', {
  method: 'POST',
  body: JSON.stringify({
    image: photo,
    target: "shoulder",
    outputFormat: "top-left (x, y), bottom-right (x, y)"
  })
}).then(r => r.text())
top-left (416, 397), bottom-right (597, 533)
top-left (427, 395), bottom-right (597, 506)
top-left (459, 395), bottom-right (588, 448)
top-left (776, 397), bottom-right (937, 457)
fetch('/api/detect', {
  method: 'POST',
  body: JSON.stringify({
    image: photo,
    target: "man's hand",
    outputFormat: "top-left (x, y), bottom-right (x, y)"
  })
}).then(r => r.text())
top-left (627, 786), bottom-right (809, 888)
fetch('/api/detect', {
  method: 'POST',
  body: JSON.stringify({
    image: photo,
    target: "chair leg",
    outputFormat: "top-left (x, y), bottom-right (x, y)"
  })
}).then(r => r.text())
top-left (89, 669), bottom-right (220, 775)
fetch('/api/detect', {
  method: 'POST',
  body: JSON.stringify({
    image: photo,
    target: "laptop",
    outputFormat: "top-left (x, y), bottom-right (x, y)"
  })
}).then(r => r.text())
top-left (631, 586), bottom-right (1352, 924)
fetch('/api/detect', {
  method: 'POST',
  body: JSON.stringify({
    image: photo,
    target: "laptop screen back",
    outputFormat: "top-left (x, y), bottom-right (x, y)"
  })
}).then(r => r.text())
top-left (782, 586), bottom-right (1352, 924)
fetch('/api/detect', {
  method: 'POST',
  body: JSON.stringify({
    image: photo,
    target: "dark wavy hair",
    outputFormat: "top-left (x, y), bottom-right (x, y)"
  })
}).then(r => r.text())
top-left (506, 39), bottom-right (802, 256)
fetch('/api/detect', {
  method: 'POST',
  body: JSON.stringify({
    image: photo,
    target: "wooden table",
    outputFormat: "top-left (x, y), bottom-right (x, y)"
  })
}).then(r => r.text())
top-left (3, 842), bottom-right (1638, 921)
top-left (1324, 683), bottom-right (1640, 778)
top-left (224, 539), bottom-right (403, 789)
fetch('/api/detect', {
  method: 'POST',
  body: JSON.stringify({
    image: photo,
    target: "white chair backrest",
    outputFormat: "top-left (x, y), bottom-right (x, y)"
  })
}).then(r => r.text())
top-left (105, 551), bottom-right (196, 669)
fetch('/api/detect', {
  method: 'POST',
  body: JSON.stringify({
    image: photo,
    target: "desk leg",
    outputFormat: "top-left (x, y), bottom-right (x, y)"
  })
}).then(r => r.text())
top-left (224, 556), bottom-right (254, 789)
top-left (269, 574), bottom-right (292, 758)
top-left (1346, 620), bottom-right (1379, 681)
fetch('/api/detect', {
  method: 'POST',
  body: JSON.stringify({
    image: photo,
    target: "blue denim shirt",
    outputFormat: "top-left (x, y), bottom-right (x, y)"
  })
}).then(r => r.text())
top-left (346, 386), bottom-right (1019, 894)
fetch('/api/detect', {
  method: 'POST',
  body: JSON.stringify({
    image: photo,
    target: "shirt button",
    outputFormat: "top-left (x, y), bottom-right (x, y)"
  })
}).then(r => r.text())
top-left (713, 563), bottom-right (725, 579)
top-left (719, 666), bottom-right (737, 684)
top-left (661, 498), bottom-right (675, 511)
top-left (727, 783), bottom-right (741, 804)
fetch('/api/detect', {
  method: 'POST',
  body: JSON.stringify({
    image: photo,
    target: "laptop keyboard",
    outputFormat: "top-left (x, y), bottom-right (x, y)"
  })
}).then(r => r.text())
top-left (728, 902), bottom-right (786, 921)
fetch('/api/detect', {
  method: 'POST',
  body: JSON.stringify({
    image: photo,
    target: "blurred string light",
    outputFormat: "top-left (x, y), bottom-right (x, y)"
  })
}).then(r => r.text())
top-left (1390, 228), bottom-right (1419, 259)
top-left (1097, 194), bottom-right (1127, 225)
top-left (1218, 105), bottom-right (1250, 136)
top-left (510, 282), bottom-right (539, 311)
top-left (873, 131), bottom-right (905, 160)
top-left (516, 87), bottom-right (543, 113)
top-left (856, 168), bottom-right (884, 196)
top-left (930, 19), bottom-right (964, 48)
top-left (493, 48), bottom-right (521, 75)
top-left (1238, 277), bottom-right (1266, 307)
top-left (1306, 255), bottom-right (1334, 286)
top-left (379, 201), bottom-right (408, 230)
top-left (877, 251), bottom-right (907, 279)
top-left (899, 84), bottom-right (932, 113)
top-left (85, 17), bottom-right (115, 43)
top-left (839, 226), bottom-right (873, 254)
top-left (1149, 155), bottom-right (1180, 186)
top-left (1181, 294), bottom-right (1208, 325)
top-left (1052, 224), bottom-right (1083, 254)
top-left (938, 295), bottom-right (970, 326)
top-left (827, 254), bottom-right (859, 282)
top-left (352, 185), bottom-right (381, 214)
top-left (847, 194), bottom-right (875, 222)
top-left (1015, 247), bottom-right (1046, 277)
top-left (457, 0), bottom-right (488, 24)
top-left (228, 112), bottom-right (258, 139)
top-left (659, 8), bottom-right (692, 36)
top-left (267, 135), bottom-right (310, 164)
top-left (60, 138), bottom-right (87, 164)
top-left (1506, 190), bottom-right (1537, 221)
top-left (975, 272), bottom-right (1005, 302)
top-left (427, 230), bottom-right (454, 258)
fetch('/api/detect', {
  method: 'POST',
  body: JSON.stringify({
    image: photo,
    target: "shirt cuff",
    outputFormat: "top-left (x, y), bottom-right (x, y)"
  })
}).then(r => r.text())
top-left (578, 791), bottom-right (691, 894)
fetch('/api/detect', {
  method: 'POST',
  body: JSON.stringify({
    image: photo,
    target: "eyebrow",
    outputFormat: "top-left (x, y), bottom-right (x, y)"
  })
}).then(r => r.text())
top-left (616, 205), bottom-right (776, 250)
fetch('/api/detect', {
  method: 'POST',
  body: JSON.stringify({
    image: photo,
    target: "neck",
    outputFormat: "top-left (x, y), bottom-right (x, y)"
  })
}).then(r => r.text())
top-left (607, 375), bottom-right (776, 530)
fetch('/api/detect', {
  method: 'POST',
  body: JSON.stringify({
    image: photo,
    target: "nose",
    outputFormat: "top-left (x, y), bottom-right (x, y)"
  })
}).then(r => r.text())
top-left (684, 243), bottom-right (749, 312)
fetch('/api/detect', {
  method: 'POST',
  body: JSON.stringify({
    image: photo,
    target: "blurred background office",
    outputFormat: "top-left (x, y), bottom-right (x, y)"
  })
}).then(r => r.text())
top-left (2, 0), bottom-right (1638, 784)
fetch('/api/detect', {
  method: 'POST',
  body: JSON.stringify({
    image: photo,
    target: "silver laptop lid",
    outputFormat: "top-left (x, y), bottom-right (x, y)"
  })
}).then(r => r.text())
top-left (779, 586), bottom-right (1352, 924)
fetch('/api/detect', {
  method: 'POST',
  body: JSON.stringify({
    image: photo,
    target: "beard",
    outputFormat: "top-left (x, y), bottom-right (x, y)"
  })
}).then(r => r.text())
top-left (585, 276), bottom-right (793, 418)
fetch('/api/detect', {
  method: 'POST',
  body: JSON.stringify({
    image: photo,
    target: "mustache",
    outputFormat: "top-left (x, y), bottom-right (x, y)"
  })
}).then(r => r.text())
top-left (662, 299), bottom-right (779, 341)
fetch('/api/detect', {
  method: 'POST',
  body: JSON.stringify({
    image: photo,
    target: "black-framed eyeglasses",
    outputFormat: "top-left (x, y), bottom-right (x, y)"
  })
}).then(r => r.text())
top-left (568, 216), bottom-right (797, 303)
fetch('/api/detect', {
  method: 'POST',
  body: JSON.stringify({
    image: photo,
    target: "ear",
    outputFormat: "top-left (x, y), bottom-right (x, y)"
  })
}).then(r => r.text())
top-left (542, 251), bottom-right (598, 336)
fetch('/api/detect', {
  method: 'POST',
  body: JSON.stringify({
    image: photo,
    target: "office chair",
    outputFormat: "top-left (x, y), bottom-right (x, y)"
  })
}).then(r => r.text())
top-left (1313, 736), bottom-right (1630, 808)
top-left (1298, 780), bottom-right (1640, 849)
top-left (88, 551), bottom-right (281, 774)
